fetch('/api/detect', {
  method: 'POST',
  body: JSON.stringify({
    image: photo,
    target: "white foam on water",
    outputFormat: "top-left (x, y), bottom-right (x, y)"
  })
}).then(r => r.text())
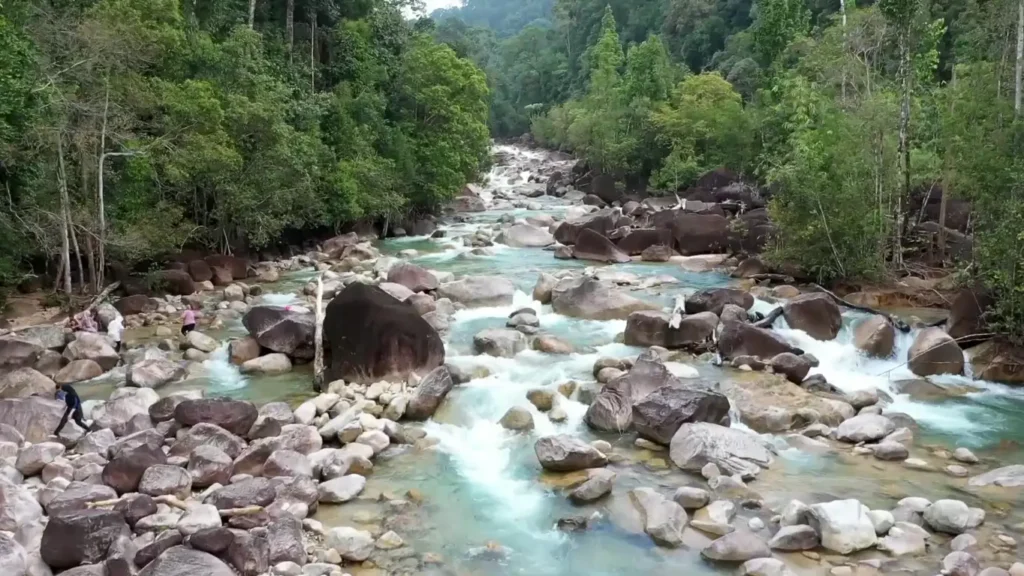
top-left (204, 345), bottom-right (248, 390)
top-left (260, 292), bottom-right (299, 306)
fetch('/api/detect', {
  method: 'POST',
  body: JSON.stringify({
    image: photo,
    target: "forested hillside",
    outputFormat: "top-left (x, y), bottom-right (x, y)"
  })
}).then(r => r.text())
top-left (0, 0), bottom-right (490, 297)
top-left (432, 0), bottom-right (1024, 341)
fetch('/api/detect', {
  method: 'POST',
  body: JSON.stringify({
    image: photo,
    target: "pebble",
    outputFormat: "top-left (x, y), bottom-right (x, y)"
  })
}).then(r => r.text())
top-left (945, 464), bottom-right (969, 477)
top-left (1010, 563), bottom-right (1024, 576)
top-left (591, 440), bottom-right (612, 454)
top-left (950, 533), bottom-right (977, 552)
top-left (996, 534), bottom-right (1017, 547)
top-left (903, 458), bottom-right (935, 472)
top-left (274, 562), bottom-right (302, 576)
top-left (953, 447), bottom-right (979, 464)
top-left (801, 551), bottom-right (820, 561)
top-left (702, 463), bottom-right (722, 480)
top-left (748, 517), bottom-right (765, 531)
top-left (376, 530), bottom-right (404, 550)
top-left (830, 567), bottom-right (853, 576)
top-left (635, 438), bottom-right (664, 451)
top-left (316, 548), bottom-right (342, 564)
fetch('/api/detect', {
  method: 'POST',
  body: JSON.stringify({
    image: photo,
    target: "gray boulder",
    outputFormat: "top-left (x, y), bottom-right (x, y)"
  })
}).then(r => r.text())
top-left (923, 499), bottom-right (971, 535)
top-left (569, 469), bottom-right (615, 503)
top-left (128, 359), bottom-right (185, 389)
top-left (404, 366), bottom-right (455, 421)
top-left (0, 368), bottom-right (57, 398)
top-left (835, 414), bottom-right (895, 443)
top-left (701, 531), bottom-right (772, 562)
top-left (138, 465), bottom-right (192, 499)
top-left (497, 224), bottom-right (555, 248)
top-left (535, 435), bottom-right (608, 472)
top-left (807, 499), bottom-right (877, 554)
top-left (138, 547), bottom-right (235, 576)
top-left (782, 293), bottom-right (842, 341)
top-left (629, 488), bottom-right (688, 547)
top-left (473, 329), bottom-right (527, 358)
top-left (40, 509), bottom-right (130, 570)
top-left (437, 276), bottom-right (515, 307)
top-left (669, 423), bottom-right (774, 478)
top-left (551, 278), bottom-right (658, 321)
top-left (633, 385), bottom-right (731, 445)
top-left (768, 525), bottom-right (819, 551)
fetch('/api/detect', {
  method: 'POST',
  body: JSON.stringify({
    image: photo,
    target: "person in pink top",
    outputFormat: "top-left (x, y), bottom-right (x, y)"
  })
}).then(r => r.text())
top-left (181, 304), bottom-right (197, 336)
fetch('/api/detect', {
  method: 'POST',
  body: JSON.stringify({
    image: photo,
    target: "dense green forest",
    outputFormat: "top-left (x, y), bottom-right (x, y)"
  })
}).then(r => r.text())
top-left (0, 0), bottom-right (490, 295)
top-left (433, 0), bottom-right (1024, 339)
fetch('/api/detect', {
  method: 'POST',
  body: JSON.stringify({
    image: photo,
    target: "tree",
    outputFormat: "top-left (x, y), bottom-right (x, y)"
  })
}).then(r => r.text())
top-left (752, 0), bottom-right (810, 65)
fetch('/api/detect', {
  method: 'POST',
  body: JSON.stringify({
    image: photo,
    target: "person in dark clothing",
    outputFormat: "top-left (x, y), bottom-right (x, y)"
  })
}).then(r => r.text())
top-left (54, 383), bottom-right (87, 435)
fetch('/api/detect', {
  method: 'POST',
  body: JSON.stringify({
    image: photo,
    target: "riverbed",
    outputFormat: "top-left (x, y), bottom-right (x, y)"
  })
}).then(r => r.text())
top-left (100, 144), bottom-right (1024, 575)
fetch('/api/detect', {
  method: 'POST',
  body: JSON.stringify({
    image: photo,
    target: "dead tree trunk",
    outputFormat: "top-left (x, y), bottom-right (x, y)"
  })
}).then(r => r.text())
top-left (286, 0), bottom-right (294, 59)
top-left (939, 66), bottom-right (956, 263)
top-left (249, 0), bottom-right (256, 29)
top-left (1016, 0), bottom-right (1023, 115)
top-left (56, 136), bottom-right (72, 296)
top-left (313, 272), bottom-right (325, 392)
top-left (894, 27), bottom-right (912, 268)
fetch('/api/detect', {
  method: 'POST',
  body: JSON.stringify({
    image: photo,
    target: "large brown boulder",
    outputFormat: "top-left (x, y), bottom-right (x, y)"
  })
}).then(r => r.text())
top-left (54, 360), bottom-right (103, 385)
top-left (617, 228), bottom-right (674, 255)
top-left (63, 333), bottom-right (119, 371)
top-left (205, 255), bottom-right (249, 280)
top-left (41, 509), bottom-right (130, 570)
top-left (551, 278), bottom-right (658, 321)
top-left (665, 213), bottom-right (731, 255)
top-left (187, 260), bottom-right (213, 283)
top-left (970, 340), bottom-right (1024, 384)
top-left (783, 293), bottom-right (842, 341)
top-left (553, 209), bottom-right (626, 245)
top-left (114, 295), bottom-right (158, 316)
top-left (325, 283), bottom-right (444, 383)
top-left (103, 443), bottom-right (167, 494)
top-left (387, 262), bottom-right (439, 293)
top-left (685, 288), bottom-right (754, 316)
top-left (150, 270), bottom-right (195, 296)
top-left (585, 351), bottom-right (680, 432)
top-left (572, 229), bottom-right (632, 263)
top-left (0, 336), bottom-right (45, 372)
top-left (323, 233), bottom-right (359, 257)
top-left (947, 289), bottom-right (992, 340)
top-left (623, 311), bottom-right (718, 349)
top-left (632, 386), bottom-right (732, 445)
top-left (405, 366), bottom-right (455, 421)
top-left (241, 306), bottom-right (315, 359)
top-left (908, 327), bottom-right (964, 377)
top-left (0, 397), bottom-right (66, 442)
top-left (718, 321), bottom-right (801, 360)
top-left (535, 435), bottom-right (608, 472)
top-left (853, 316), bottom-right (896, 359)
top-left (174, 398), bottom-right (258, 437)
top-left (0, 367), bottom-right (56, 398)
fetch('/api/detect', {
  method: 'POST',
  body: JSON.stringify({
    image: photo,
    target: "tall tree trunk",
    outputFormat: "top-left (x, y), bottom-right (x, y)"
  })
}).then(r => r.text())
top-left (286, 0), bottom-right (294, 58)
top-left (249, 0), bottom-right (256, 29)
top-left (68, 213), bottom-right (84, 291)
top-left (79, 142), bottom-right (93, 288)
top-left (939, 65), bottom-right (956, 264)
top-left (56, 136), bottom-right (72, 296)
top-left (310, 7), bottom-right (316, 92)
top-left (840, 0), bottom-right (847, 102)
top-left (895, 28), bottom-right (912, 267)
top-left (85, 234), bottom-right (96, 292)
top-left (97, 86), bottom-right (110, 290)
top-left (1016, 0), bottom-right (1023, 115)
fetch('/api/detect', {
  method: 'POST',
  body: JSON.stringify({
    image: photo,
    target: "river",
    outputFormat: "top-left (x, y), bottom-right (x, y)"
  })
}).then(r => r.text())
top-left (107, 144), bottom-right (1024, 575)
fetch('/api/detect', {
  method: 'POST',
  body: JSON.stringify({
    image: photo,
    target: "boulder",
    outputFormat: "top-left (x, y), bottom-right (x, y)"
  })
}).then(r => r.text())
top-left (187, 260), bottom-right (213, 282)
top-left (923, 500), bottom-right (971, 535)
top-left (569, 469), bottom-right (616, 503)
top-left (267, 516), bottom-right (304, 566)
top-left (63, 333), bottom-right (119, 372)
top-left (666, 212), bottom-right (731, 255)
top-left (150, 270), bottom-right (196, 296)
top-left (127, 359), bottom-right (185, 389)
top-left (498, 406), bottom-right (534, 431)
top-left (0, 533), bottom-right (27, 576)
top-left (171, 423), bottom-right (245, 459)
top-left (322, 232), bottom-right (359, 257)
top-left (473, 329), bottom-right (526, 358)
top-left (186, 331), bottom-right (219, 354)
top-left (535, 435), bottom-right (608, 472)
top-left (436, 275), bottom-right (516, 307)
top-left (835, 414), bottom-right (895, 443)
top-left (0, 476), bottom-right (43, 531)
top-left (0, 368), bottom-right (57, 398)
top-left (553, 209), bottom-right (626, 245)
top-left (632, 386), bottom-right (731, 445)
top-left (572, 229), bottom-right (631, 264)
top-left (968, 465), bottom-right (1024, 488)
top-left (102, 443), bottom-right (167, 494)
top-left (324, 527), bottom-right (374, 562)
top-left (533, 335), bottom-right (574, 354)
top-left (173, 398), bottom-right (258, 437)
top-left (533, 273), bottom-right (557, 304)
top-left (40, 509), bottom-right (130, 570)
top-left (908, 327), bottom-right (965, 376)
top-left (92, 388), bottom-right (160, 435)
top-left (241, 306), bottom-right (314, 358)
top-left (114, 493), bottom-right (157, 527)
top-left (641, 244), bottom-right (673, 262)
top-left (0, 336), bottom-right (45, 372)
top-left (138, 546), bottom-right (234, 576)
top-left (386, 263), bottom-right (439, 293)
top-left (947, 288), bottom-right (992, 341)
top-left (187, 445), bottom-right (234, 488)
top-left (807, 499), bottom-right (878, 554)
top-left (0, 397), bottom-right (65, 442)
top-left (229, 338), bottom-right (261, 365)
top-left (404, 366), bottom-right (455, 421)
top-left (669, 422), bottom-right (773, 478)
top-left (138, 465), bottom-right (192, 499)
top-left (969, 339), bottom-right (1024, 384)
top-left (585, 351), bottom-right (680, 432)
top-left (225, 529), bottom-right (269, 576)
top-left (53, 360), bottom-right (103, 385)
top-left (629, 488), bottom-right (688, 547)
top-left (318, 475), bottom-right (366, 503)
top-left (702, 531), bottom-right (772, 562)
top-left (768, 525), bottom-right (819, 551)
top-left (15, 442), bottom-right (65, 476)
top-left (240, 354), bottom-right (292, 375)
top-left (685, 288), bottom-right (754, 316)
top-left (205, 255), bottom-right (249, 280)
top-left (114, 295), bottom-right (157, 316)
top-left (617, 228), bottom-right (674, 256)
top-left (768, 353), bottom-right (811, 384)
top-left (46, 482), bottom-right (117, 516)
top-left (177, 504), bottom-right (222, 536)
top-left (206, 478), bottom-right (277, 510)
top-left (263, 450), bottom-right (312, 478)
top-left (781, 293), bottom-right (842, 340)
top-left (497, 224), bottom-right (555, 248)
top-left (324, 283), bottom-right (444, 383)
top-left (717, 321), bottom-right (801, 361)
top-left (853, 316), bottom-right (896, 358)
top-left (623, 311), bottom-right (717, 349)
top-left (551, 278), bottom-right (658, 321)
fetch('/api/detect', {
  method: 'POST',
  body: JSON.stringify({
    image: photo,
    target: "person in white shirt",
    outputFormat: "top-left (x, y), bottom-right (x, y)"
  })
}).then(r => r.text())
top-left (107, 315), bottom-right (124, 353)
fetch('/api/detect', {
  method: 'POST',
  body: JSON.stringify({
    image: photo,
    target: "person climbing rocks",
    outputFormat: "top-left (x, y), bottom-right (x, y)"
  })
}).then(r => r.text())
top-left (54, 382), bottom-right (87, 435)
top-left (107, 313), bottom-right (124, 353)
top-left (181, 303), bottom-right (197, 336)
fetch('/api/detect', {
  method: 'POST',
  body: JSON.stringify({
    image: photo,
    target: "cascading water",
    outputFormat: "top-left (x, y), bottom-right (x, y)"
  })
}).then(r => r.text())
top-left (204, 344), bottom-right (247, 391)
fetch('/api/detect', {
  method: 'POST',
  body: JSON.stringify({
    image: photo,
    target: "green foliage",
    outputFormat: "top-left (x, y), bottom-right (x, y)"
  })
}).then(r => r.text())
top-left (752, 0), bottom-right (810, 65)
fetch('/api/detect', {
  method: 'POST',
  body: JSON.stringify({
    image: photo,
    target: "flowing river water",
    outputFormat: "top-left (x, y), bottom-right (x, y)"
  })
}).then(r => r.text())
top-left (92, 145), bottom-right (1024, 575)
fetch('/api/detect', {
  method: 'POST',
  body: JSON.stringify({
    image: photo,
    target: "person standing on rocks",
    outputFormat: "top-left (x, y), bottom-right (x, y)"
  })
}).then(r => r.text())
top-left (181, 303), bottom-right (197, 336)
top-left (54, 382), bottom-right (87, 435)
top-left (107, 314), bottom-right (124, 353)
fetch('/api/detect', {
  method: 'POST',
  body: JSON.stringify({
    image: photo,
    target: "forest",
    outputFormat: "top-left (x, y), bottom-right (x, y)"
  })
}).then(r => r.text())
top-left (432, 0), bottom-right (1024, 340)
top-left (0, 0), bottom-right (490, 297)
